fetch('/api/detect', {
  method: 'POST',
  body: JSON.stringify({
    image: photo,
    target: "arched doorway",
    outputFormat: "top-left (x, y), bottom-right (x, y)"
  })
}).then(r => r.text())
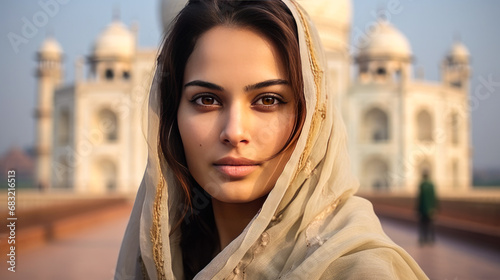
top-left (362, 157), bottom-right (390, 190)
top-left (95, 109), bottom-right (118, 142)
top-left (363, 107), bottom-right (389, 142)
top-left (90, 159), bottom-right (117, 192)
top-left (416, 110), bottom-right (433, 141)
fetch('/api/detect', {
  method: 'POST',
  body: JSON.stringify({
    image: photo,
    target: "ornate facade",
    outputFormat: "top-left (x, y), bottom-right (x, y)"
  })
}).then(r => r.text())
top-left (35, 19), bottom-right (155, 193)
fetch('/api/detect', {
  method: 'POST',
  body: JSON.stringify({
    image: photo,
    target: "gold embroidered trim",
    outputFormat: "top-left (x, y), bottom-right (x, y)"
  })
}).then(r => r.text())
top-left (305, 198), bottom-right (340, 247)
top-left (291, 1), bottom-right (324, 174)
top-left (151, 162), bottom-right (166, 280)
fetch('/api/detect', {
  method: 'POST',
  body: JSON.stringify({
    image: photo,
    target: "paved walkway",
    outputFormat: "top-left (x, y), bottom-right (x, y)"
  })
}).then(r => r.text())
top-left (380, 217), bottom-right (500, 280)
top-left (1, 210), bottom-right (499, 279)
top-left (0, 210), bottom-right (130, 280)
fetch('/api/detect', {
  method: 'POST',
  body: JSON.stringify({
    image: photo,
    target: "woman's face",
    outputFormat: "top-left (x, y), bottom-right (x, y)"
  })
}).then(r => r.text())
top-left (178, 26), bottom-right (296, 203)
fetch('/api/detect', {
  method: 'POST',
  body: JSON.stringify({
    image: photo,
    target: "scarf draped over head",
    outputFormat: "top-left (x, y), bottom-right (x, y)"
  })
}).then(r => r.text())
top-left (115, 0), bottom-right (428, 279)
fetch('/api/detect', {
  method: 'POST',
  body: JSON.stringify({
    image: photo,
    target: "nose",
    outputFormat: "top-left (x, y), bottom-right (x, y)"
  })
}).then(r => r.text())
top-left (220, 103), bottom-right (250, 146)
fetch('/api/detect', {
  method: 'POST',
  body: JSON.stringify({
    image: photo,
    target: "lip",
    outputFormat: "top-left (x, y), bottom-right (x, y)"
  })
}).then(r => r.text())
top-left (213, 157), bottom-right (261, 178)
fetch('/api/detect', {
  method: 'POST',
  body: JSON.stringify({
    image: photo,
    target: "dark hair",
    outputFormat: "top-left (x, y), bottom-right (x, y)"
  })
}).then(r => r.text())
top-left (157, 0), bottom-right (305, 277)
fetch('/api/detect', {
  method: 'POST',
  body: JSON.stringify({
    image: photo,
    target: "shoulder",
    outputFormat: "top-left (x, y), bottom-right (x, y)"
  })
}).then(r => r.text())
top-left (328, 195), bottom-right (383, 233)
top-left (295, 196), bottom-right (428, 279)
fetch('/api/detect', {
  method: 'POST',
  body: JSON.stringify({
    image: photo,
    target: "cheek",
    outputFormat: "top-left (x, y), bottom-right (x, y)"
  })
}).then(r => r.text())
top-left (278, 109), bottom-right (296, 141)
top-left (177, 106), bottom-right (213, 158)
top-left (253, 109), bottom-right (295, 153)
top-left (178, 120), bottom-right (198, 153)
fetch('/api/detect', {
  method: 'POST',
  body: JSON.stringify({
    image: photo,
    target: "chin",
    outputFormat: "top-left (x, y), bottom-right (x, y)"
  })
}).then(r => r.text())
top-left (208, 182), bottom-right (268, 204)
top-left (214, 196), bottom-right (253, 204)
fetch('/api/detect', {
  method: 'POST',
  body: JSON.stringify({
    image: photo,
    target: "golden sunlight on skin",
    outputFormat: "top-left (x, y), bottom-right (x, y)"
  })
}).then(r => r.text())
top-left (177, 26), bottom-right (297, 249)
top-left (178, 26), bottom-right (296, 204)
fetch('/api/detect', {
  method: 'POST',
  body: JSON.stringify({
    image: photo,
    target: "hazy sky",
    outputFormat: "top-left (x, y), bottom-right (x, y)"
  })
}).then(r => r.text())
top-left (1, 0), bottom-right (499, 170)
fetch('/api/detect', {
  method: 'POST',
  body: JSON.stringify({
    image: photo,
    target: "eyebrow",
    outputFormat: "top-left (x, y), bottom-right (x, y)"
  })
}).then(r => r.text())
top-left (184, 80), bottom-right (224, 91)
top-left (184, 79), bottom-right (289, 92)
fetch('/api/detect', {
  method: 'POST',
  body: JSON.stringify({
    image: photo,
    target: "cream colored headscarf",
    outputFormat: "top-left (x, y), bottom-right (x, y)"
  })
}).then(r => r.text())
top-left (115, 1), bottom-right (428, 279)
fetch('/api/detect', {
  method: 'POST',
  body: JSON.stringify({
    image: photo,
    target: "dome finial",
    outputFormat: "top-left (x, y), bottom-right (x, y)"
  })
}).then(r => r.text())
top-left (46, 26), bottom-right (55, 38)
top-left (448, 35), bottom-right (469, 60)
top-left (112, 4), bottom-right (120, 21)
top-left (376, 2), bottom-right (389, 22)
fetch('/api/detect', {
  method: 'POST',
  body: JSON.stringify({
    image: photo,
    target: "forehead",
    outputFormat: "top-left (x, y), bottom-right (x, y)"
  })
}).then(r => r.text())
top-left (184, 26), bottom-right (286, 85)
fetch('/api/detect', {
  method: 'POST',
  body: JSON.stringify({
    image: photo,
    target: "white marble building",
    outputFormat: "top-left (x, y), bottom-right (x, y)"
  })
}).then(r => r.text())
top-left (35, 0), bottom-right (471, 193)
top-left (348, 21), bottom-right (471, 193)
top-left (35, 18), bottom-right (156, 193)
top-left (297, 0), bottom-right (471, 193)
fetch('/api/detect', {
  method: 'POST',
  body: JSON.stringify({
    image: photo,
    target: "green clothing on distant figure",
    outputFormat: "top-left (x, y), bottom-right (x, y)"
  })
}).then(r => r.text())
top-left (417, 180), bottom-right (437, 219)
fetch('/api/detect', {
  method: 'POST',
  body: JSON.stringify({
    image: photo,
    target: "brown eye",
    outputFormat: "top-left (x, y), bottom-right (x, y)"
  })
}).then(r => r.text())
top-left (193, 95), bottom-right (221, 106)
top-left (255, 95), bottom-right (281, 106)
top-left (201, 96), bottom-right (215, 105)
top-left (262, 97), bottom-right (275, 105)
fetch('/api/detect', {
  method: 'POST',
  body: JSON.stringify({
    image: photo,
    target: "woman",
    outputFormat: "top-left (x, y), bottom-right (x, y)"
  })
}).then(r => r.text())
top-left (116, 0), bottom-right (428, 279)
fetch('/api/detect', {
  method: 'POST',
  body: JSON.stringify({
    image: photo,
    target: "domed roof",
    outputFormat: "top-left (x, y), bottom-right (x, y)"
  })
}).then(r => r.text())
top-left (160, 0), bottom-right (188, 32)
top-left (448, 41), bottom-right (469, 60)
top-left (93, 20), bottom-right (135, 58)
top-left (357, 20), bottom-right (412, 59)
top-left (297, 0), bottom-right (352, 27)
top-left (39, 36), bottom-right (63, 56)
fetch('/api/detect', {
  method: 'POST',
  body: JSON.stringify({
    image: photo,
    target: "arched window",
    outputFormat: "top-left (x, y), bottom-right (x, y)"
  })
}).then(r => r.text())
top-left (55, 156), bottom-right (70, 189)
top-left (451, 81), bottom-right (462, 88)
top-left (451, 160), bottom-right (459, 189)
top-left (393, 69), bottom-right (401, 82)
top-left (98, 109), bottom-right (118, 141)
top-left (374, 66), bottom-right (388, 83)
top-left (90, 159), bottom-right (117, 192)
top-left (101, 160), bottom-right (117, 191)
top-left (362, 157), bottom-right (390, 190)
top-left (376, 67), bottom-right (386, 76)
top-left (58, 109), bottom-right (70, 144)
top-left (450, 112), bottom-right (459, 145)
top-left (105, 69), bottom-right (114, 80)
top-left (123, 71), bottom-right (130, 80)
top-left (416, 110), bottom-right (433, 141)
top-left (363, 107), bottom-right (389, 142)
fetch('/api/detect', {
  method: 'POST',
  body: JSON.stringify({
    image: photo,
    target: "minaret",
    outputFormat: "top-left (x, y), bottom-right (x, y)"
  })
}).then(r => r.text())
top-left (441, 40), bottom-right (470, 91)
top-left (441, 40), bottom-right (472, 191)
top-left (35, 36), bottom-right (63, 191)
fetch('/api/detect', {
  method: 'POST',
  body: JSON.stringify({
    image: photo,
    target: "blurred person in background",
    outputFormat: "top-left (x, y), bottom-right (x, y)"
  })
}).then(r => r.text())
top-left (417, 170), bottom-right (438, 246)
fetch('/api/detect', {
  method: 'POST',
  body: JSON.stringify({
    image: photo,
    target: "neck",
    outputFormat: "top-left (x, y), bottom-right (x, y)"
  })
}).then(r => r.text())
top-left (212, 196), bottom-right (266, 250)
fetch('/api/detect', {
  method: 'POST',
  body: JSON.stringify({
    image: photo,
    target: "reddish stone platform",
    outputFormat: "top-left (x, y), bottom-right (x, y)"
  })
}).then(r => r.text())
top-left (381, 217), bottom-right (500, 279)
top-left (0, 204), bottom-right (131, 280)
top-left (1, 200), bottom-right (499, 279)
